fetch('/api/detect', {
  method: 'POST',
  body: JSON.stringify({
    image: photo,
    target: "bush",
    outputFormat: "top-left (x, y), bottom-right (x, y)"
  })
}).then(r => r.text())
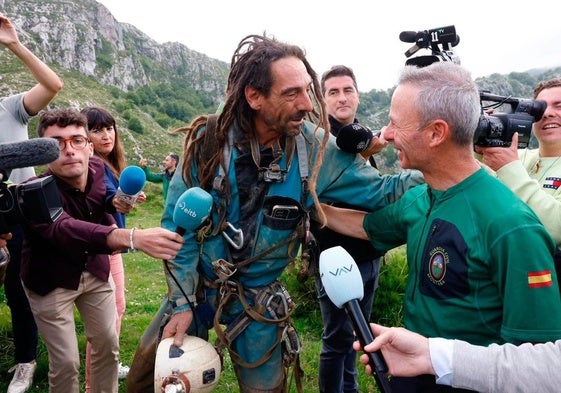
top-left (127, 117), bottom-right (144, 134)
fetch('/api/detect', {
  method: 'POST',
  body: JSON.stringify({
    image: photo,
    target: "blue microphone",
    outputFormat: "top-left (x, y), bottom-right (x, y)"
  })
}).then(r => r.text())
top-left (172, 187), bottom-right (213, 235)
top-left (116, 165), bottom-right (146, 205)
top-left (320, 246), bottom-right (391, 393)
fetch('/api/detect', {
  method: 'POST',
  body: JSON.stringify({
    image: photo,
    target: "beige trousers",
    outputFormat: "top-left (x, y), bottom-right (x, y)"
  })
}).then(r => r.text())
top-left (25, 271), bottom-right (119, 393)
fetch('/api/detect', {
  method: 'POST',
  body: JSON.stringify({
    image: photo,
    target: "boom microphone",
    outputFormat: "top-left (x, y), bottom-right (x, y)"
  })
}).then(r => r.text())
top-left (0, 138), bottom-right (60, 176)
top-left (172, 187), bottom-right (213, 235)
top-left (116, 165), bottom-right (146, 205)
top-left (320, 246), bottom-right (392, 393)
top-left (336, 123), bottom-right (377, 154)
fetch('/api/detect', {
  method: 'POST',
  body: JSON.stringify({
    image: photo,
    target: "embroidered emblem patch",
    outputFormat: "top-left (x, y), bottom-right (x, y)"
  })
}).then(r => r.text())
top-left (543, 177), bottom-right (561, 190)
top-left (428, 246), bottom-right (449, 284)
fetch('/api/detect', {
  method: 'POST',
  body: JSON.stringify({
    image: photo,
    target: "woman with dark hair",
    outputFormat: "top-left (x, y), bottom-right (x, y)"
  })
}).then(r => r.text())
top-left (81, 106), bottom-right (145, 390)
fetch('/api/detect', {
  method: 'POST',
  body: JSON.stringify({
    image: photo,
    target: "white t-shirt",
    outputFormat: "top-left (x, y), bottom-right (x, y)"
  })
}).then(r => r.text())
top-left (0, 93), bottom-right (36, 183)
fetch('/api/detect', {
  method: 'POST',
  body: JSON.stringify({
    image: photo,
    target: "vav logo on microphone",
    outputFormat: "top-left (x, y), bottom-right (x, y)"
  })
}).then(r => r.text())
top-left (326, 264), bottom-right (355, 277)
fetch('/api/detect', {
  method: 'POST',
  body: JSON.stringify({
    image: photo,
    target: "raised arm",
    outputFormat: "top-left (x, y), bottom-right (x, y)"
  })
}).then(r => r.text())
top-left (0, 13), bottom-right (63, 115)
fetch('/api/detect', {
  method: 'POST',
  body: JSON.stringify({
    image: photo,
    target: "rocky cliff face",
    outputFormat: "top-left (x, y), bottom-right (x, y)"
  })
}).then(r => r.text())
top-left (1, 0), bottom-right (228, 97)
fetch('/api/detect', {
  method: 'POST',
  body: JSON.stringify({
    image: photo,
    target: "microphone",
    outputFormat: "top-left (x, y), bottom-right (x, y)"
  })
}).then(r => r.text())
top-left (172, 187), bottom-right (213, 235)
top-left (320, 246), bottom-right (391, 393)
top-left (399, 30), bottom-right (419, 43)
top-left (116, 165), bottom-right (146, 205)
top-left (0, 138), bottom-right (60, 178)
top-left (336, 123), bottom-right (377, 154)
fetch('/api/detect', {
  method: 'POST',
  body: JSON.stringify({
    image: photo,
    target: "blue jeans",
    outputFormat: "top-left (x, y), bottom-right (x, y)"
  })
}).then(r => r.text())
top-left (315, 258), bottom-right (381, 393)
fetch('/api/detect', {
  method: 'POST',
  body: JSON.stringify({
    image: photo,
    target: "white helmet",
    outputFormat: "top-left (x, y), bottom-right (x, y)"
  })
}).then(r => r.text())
top-left (154, 335), bottom-right (222, 393)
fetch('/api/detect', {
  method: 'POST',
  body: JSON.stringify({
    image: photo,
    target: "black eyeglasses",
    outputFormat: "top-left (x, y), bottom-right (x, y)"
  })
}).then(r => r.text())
top-left (53, 136), bottom-right (89, 151)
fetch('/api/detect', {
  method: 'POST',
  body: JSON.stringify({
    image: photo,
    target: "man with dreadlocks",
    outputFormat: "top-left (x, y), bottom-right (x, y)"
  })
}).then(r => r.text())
top-left (126, 34), bottom-right (423, 393)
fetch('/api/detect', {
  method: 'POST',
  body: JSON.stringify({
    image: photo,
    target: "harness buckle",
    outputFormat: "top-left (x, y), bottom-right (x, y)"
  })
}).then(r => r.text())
top-left (212, 259), bottom-right (238, 282)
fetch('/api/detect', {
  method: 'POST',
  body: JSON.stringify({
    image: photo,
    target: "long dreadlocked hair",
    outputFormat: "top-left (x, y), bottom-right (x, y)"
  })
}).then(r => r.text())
top-left (175, 34), bottom-right (329, 224)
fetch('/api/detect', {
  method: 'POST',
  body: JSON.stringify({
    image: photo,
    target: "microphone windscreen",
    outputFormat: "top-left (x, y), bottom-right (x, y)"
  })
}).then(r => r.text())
top-left (453, 34), bottom-right (460, 47)
top-left (336, 123), bottom-right (373, 153)
top-left (319, 246), bottom-right (364, 308)
top-left (0, 138), bottom-right (60, 171)
top-left (173, 187), bottom-right (213, 231)
top-left (119, 166), bottom-right (146, 195)
top-left (399, 31), bottom-right (418, 43)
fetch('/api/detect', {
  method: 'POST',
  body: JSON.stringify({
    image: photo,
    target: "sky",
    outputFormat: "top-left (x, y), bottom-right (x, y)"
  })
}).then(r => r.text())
top-left (97, 0), bottom-right (561, 92)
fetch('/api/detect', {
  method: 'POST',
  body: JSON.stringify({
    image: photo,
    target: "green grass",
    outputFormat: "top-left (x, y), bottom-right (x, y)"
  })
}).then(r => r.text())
top-left (0, 183), bottom-right (407, 392)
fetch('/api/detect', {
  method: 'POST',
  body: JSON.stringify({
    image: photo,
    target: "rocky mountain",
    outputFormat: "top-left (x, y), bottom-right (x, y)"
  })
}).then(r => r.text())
top-left (1, 0), bottom-right (228, 95)
top-left (1, 0), bottom-right (232, 169)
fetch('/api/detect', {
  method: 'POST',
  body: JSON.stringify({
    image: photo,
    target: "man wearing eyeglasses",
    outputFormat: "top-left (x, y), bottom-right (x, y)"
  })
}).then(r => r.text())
top-left (19, 108), bottom-right (184, 393)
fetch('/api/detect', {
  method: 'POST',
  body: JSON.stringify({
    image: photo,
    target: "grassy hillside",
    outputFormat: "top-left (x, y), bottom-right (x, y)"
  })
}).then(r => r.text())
top-left (0, 182), bottom-right (407, 392)
top-left (0, 51), bottom-right (218, 173)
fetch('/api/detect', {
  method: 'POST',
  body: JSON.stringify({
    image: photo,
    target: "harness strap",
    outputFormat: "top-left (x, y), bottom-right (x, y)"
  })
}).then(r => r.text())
top-left (211, 229), bottom-right (301, 282)
top-left (212, 281), bottom-right (286, 370)
top-left (295, 133), bottom-right (309, 205)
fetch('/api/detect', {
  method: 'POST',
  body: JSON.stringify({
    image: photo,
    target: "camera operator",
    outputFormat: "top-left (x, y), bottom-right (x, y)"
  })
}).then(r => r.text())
top-left (475, 78), bottom-right (561, 284)
top-left (0, 12), bottom-right (63, 393)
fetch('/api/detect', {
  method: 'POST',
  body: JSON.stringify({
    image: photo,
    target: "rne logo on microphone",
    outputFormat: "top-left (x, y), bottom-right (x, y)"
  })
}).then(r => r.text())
top-left (327, 264), bottom-right (354, 277)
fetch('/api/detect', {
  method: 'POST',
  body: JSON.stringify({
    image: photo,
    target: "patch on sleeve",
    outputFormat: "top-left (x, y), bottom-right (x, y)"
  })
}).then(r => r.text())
top-left (528, 270), bottom-right (553, 288)
top-left (543, 177), bottom-right (561, 190)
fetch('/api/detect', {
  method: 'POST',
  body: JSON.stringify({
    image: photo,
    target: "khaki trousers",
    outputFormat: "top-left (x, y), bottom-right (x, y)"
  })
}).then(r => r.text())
top-left (86, 253), bottom-right (126, 392)
top-left (25, 271), bottom-right (119, 393)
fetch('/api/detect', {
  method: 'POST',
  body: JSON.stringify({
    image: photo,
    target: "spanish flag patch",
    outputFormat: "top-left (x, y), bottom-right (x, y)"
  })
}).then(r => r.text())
top-left (528, 270), bottom-right (553, 288)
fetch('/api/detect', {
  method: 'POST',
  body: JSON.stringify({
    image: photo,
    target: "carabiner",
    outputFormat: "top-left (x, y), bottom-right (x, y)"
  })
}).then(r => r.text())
top-left (222, 222), bottom-right (244, 250)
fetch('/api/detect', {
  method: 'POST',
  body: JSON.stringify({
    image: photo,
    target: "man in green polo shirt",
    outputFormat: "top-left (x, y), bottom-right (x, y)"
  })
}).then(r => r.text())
top-left (322, 62), bottom-right (561, 393)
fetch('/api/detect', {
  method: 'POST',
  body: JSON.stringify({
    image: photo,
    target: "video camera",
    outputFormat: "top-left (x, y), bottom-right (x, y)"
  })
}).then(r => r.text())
top-left (0, 138), bottom-right (63, 234)
top-left (399, 25), bottom-right (460, 67)
top-left (473, 92), bottom-right (546, 149)
top-left (0, 176), bottom-right (63, 233)
top-left (398, 26), bottom-right (545, 149)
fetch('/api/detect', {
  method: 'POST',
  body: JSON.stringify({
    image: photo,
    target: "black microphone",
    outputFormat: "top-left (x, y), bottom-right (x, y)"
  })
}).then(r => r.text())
top-left (336, 123), bottom-right (377, 154)
top-left (399, 30), bottom-right (419, 43)
top-left (0, 138), bottom-right (60, 173)
top-left (320, 246), bottom-right (392, 393)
